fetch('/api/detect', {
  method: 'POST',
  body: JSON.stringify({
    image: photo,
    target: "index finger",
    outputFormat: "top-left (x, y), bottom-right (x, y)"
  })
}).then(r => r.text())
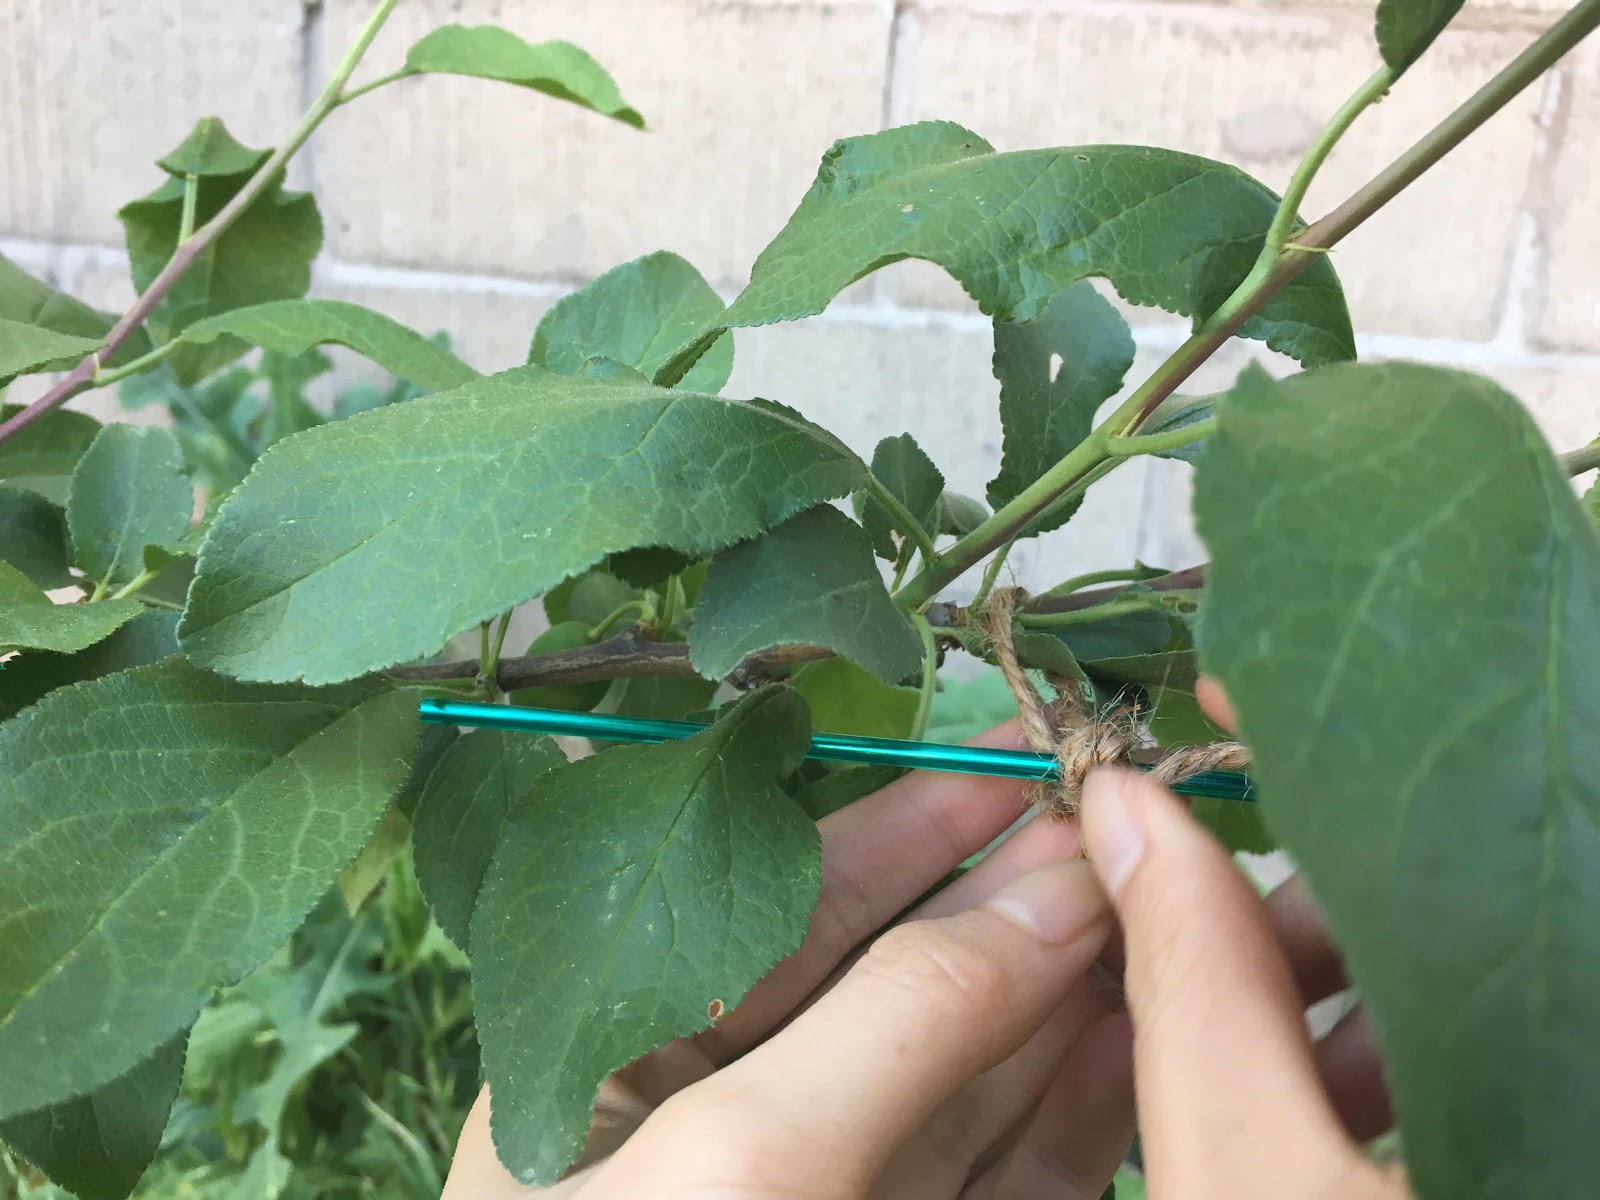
top-left (696, 720), bottom-right (1033, 1061)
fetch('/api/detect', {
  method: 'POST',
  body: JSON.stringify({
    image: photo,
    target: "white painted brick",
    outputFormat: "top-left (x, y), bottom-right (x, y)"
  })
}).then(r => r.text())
top-left (1537, 45), bottom-right (1600, 351)
top-left (317, 0), bottom-right (891, 288)
top-left (888, 1), bottom-right (1544, 340)
top-left (0, 0), bottom-right (304, 244)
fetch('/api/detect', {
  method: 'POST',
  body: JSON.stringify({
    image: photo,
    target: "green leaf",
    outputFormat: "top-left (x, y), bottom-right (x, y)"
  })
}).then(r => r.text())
top-left (1376, 0), bottom-right (1466, 74)
top-left (542, 568), bottom-right (641, 627)
top-left (1586, 477), bottom-right (1599, 525)
top-left (939, 491), bottom-right (989, 536)
top-left (154, 115), bottom-right (270, 177)
top-left (182, 300), bottom-right (479, 394)
top-left (0, 660), bottom-right (419, 1117)
top-left (0, 319), bottom-right (102, 380)
top-left (926, 668), bottom-right (1019, 744)
top-left (988, 282), bottom-right (1135, 532)
top-left (182, 366), bottom-right (866, 684)
top-left (0, 609), bottom-right (180, 722)
top-left (1194, 361), bottom-right (1600, 1199)
top-left (529, 252), bottom-right (731, 392)
top-left (118, 119), bottom-right (322, 385)
top-left (609, 675), bottom-right (718, 722)
top-left (788, 657), bottom-right (920, 739)
top-left (0, 561), bottom-right (142, 654)
top-left (1188, 796), bottom-right (1273, 856)
top-left (605, 546), bottom-right (699, 590)
top-left (0, 486), bottom-right (71, 589)
top-left (1138, 395), bottom-right (1214, 464)
top-left (0, 404), bottom-right (101, 504)
top-left (66, 425), bottom-right (192, 590)
top-left (0, 254), bottom-right (148, 382)
top-left (856, 433), bottom-right (944, 559)
top-left (411, 730), bottom-right (567, 950)
top-left (0, 1034), bottom-right (185, 1200)
top-left (793, 763), bottom-right (903, 821)
top-left (691, 506), bottom-right (922, 684)
top-left (400, 24), bottom-right (644, 128)
top-left (690, 122), bottom-right (1352, 378)
top-left (473, 686), bottom-right (819, 1183)
top-left (508, 621), bottom-right (610, 712)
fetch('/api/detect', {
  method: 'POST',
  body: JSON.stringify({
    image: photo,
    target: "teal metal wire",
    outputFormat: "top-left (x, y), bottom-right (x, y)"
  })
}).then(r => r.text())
top-left (418, 698), bottom-right (1256, 803)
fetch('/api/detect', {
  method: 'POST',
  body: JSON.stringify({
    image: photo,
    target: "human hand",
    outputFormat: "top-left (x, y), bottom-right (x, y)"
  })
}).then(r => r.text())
top-left (1076, 678), bottom-right (1407, 1198)
top-left (443, 700), bottom-right (1393, 1198)
top-left (445, 721), bottom-right (1138, 1198)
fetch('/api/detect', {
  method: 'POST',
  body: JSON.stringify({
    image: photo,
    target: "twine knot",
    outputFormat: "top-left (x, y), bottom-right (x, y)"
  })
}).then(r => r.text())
top-left (980, 587), bottom-right (1249, 818)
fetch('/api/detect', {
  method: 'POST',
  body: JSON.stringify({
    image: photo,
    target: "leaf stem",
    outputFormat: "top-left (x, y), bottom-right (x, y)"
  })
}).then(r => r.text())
top-left (0, 0), bottom-right (401, 447)
top-left (910, 615), bottom-right (938, 741)
top-left (1105, 417), bottom-right (1219, 458)
top-left (1561, 441), bottom-right (1600, 476)
top-left (177, 173), bottom-right (200, 244)
top-left (1264, 67), bottom-right (1396, 253)
top-left (900, 432), bottom-right (1110, 604)
top-left (335, 67), bottom-right (412, 108)
top-left (107, 568), bottom-right (158, 601)
top-left (1037, 563), bottom-right (1168, 599)
top-left (89, 339), bottom-right (181, 387)
top-left (590, 599), bottom-right (655, 641)
top-left (865, 474), bottom-right (940, 567)
top-left (1015, 596), bottom-right (1164, 629)
top-left (969, 539), bottom-right (1015, 610)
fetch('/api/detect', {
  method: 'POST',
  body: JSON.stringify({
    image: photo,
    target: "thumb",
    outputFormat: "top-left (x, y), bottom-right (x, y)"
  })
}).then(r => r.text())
top-left (1079, 767), bottom-right (1355, 1188)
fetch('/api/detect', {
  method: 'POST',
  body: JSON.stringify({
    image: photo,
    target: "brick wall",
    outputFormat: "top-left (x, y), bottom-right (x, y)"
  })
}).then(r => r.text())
top-left (4, 0), bottom-right (1597, 599)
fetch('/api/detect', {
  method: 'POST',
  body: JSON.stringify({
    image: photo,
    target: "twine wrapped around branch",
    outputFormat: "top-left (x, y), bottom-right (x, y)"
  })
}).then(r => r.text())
top-left (980, 588), bottom-right (1250, 818)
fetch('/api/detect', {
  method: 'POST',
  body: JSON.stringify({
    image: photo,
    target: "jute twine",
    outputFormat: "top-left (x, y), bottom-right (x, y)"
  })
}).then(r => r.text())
top-left (980, 587), bottom-right (1250, 818)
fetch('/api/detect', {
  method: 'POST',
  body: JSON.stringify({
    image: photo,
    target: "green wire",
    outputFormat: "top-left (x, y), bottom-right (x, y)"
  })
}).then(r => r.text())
top-left (418, 699), bottom-right (1255, 803)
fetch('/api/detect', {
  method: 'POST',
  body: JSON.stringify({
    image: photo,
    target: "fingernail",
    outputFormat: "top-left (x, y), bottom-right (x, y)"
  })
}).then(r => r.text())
top-left (985, 859), bottom-right (1109, 945)
top-left (1082, 768), bottom-right (1146, 898)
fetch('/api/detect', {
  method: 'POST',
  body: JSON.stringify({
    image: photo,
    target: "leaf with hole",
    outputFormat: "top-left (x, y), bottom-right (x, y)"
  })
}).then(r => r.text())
top-left (0, 1033), bottom-right (186, 1200)
top-left (397, 24), bottom-right (644, 127)
top-left (988, 282), bottom-right (1135, 533)
top-left (1196, 361), bottom-right (1600, 1199)
top-left (0, 660), bottom-right (419, 1118)
top-left (0, 561), bottom-right (143, 654)
top-left (472, 686), bottom-right (818, 1183)
top-left (691, 506), bottom-right (923, 684)
top-left (661, 122), bottom-right (1352, 382)
top-left (118, 118), bottom-right (322, 385)
top-left (66, 425), bottom-right (192, 592)
top-left (411, 730), bottom-right (568, 950)
top-left (529, 251), bottom-right (731, 392)
top-left (182, 366), bottom-right (866, 684)
top-left (181, 299), bottom-right (479, 393)
top-left (855, 433), bottom-right (945, 559)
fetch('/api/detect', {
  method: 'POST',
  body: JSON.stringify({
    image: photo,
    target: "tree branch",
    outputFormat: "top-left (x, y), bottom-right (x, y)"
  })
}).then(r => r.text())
top-left (0, 0), bottom-right (400, 446)
top-left (422, 566), bottom-right (1210, 695)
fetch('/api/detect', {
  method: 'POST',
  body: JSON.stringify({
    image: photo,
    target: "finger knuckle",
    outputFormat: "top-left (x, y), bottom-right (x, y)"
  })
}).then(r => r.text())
top-left (858, 922), bottom-right (1012, 1015)
top-left (633, 1092), bottom-right (787, 1190)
